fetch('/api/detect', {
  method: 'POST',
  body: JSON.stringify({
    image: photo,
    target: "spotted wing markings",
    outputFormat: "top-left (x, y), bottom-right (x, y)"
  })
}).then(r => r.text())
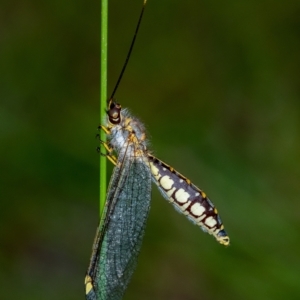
top-left (148, 154), bottom-right (229, 246)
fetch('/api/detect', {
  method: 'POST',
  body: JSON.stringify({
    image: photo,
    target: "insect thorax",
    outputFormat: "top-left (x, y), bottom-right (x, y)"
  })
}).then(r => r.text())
top-left (107, 108), bottom-right (149, 157)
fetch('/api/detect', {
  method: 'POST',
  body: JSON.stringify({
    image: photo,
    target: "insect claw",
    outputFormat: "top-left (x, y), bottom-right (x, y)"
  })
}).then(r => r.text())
top-left (97, 149), bottom-right (107, 157)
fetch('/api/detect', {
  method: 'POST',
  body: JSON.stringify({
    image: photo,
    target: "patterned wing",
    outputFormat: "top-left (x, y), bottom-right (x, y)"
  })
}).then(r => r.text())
top-left (148, 154), bottom-right (229, 246)
top-left (86, 151), bottom-right (151, 300)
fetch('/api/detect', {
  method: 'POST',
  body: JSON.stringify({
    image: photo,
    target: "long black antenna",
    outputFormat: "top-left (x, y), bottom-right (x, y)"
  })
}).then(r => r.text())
top-left (109, 0), bottom-right (147, 101)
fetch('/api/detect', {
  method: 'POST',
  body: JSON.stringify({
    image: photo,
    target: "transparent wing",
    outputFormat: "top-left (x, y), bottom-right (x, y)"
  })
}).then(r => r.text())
top-left (148, 154), bottom-right (229, 246)
top-left (86, 150), bottom-right (151, 300)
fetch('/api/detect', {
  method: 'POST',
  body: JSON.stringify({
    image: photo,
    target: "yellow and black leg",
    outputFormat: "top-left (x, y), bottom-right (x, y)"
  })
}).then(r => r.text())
top-left (97, 124), bottom-right (111, 135)
top-left (96, 140), bottom-right (117, 166)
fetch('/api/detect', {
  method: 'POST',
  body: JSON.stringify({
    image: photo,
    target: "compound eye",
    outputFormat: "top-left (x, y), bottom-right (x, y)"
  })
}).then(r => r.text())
top-left (110, 109), bottom-right (119, 119)
top-left (108, 101), bottom-right (122, 124)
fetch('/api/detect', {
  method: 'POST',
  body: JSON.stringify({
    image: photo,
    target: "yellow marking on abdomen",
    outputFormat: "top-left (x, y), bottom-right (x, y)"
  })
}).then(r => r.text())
top-left (197, 214), bottom-right (206, 222)
top-left (149, 162), bottom-right (161, 181)
top-left (181, 201), bottom-right (191, 210)
top-left (190, 202), bottom-right (206, 216)
top-left (205, 216), bottom-right (217, 228)
top-left (160, 176), bottom-right (174, 190)
top-left (174, 188), bottom-right (190, 203)
top-left (166, 187), bottom-right (176, 198)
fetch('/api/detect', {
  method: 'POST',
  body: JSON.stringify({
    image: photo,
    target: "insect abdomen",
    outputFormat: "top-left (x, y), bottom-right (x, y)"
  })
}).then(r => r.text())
top-left (148, 155), bottom-right (229, 246)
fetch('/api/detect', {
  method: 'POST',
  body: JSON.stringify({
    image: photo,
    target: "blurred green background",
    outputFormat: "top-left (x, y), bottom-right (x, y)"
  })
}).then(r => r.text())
top-left (1, 0), bottom-right (300, 299)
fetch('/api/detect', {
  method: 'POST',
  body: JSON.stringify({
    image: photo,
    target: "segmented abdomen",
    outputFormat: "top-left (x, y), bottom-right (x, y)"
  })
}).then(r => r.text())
top-left (148, 155), bottom-right (229, 246)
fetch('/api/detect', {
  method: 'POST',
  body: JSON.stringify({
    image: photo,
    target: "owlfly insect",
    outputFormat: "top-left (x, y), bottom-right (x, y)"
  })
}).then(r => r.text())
top-left (85, 1), bottom-right (229, 299)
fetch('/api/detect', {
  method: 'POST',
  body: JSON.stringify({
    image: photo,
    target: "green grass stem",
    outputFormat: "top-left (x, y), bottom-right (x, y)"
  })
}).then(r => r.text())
top-left (100, 0), bottom-right (108, 218)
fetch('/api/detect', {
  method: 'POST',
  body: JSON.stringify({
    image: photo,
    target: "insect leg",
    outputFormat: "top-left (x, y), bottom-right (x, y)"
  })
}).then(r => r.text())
top-left (96, 139), bottom-right (117, 166)
top-left (97, 124), bottom-right (111, 134)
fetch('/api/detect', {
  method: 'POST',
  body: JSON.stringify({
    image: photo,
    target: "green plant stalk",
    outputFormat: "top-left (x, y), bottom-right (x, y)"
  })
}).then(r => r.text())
top-left (100, 0), bottom-right (108, 218)
top-left (99, 2), bottom-right (108, 297)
